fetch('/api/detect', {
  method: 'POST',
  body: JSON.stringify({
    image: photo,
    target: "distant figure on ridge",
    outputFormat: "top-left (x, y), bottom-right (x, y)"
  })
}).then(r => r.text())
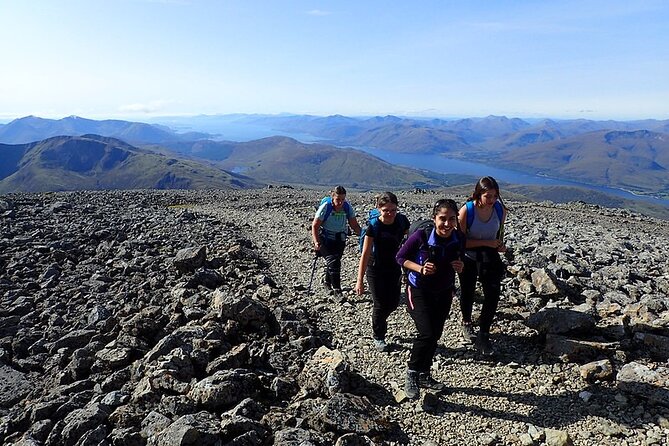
top-left (312, 186), bottom-right (361, 296)
top-left (355, 192), bottom-right (410, 352)
top-left (458, 176), bottom-right (508, 356)
top-left (396, 198), bottom-right (465, 400)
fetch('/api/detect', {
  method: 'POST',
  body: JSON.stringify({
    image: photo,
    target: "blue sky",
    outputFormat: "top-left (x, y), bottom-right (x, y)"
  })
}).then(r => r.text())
top-left (1, 0), bottom-right (668, 121)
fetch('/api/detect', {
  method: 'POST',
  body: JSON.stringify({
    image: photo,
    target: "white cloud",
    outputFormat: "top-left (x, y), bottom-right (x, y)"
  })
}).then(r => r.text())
top-left (307, 9), bottom-right (331, 16)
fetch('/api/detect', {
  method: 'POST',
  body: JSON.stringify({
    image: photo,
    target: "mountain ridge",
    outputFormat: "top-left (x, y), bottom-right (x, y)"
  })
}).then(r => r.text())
top-left (0, 135), bottom-right (258, 193)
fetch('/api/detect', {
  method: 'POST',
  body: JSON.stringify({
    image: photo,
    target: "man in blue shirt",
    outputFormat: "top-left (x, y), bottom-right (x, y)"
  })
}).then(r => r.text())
top-left (312, 186), bottom-right (361, 295)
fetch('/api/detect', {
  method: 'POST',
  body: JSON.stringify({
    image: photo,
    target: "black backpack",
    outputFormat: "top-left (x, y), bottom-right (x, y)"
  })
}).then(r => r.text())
top-left (407, 219), bottom-right (434, 247)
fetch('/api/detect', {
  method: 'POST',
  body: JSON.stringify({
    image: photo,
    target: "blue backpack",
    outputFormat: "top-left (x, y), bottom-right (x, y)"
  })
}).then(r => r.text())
top-left (465, 200), bottom-right (504, 238)
top-left (358, 208), bottom-right (381, 253)
top-left (319, 196), bottom-right (353, 223)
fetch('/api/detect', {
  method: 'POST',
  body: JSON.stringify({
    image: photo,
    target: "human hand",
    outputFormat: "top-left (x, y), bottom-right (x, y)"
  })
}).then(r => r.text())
top-left (355, 281), bottom-right (364, 296)
top-left (421, 262), bottom-right (436, 276)
top-left (451, 259), bottom-right (464, 273)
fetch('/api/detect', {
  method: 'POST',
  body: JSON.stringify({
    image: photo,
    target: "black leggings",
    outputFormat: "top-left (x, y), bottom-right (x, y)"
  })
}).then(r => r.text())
top-left (406, 285), bottom-right (453, 372)
top-left (367, 267), bottom-right (401, 340)
top-left (459, 251), bottom-right (503, 334)
top-left (319, 235), bottom-right (345, 289)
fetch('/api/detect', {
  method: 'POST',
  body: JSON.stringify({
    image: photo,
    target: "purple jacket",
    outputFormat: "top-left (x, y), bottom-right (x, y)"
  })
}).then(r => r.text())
top-left (396, 228), bottom-right (464, 292)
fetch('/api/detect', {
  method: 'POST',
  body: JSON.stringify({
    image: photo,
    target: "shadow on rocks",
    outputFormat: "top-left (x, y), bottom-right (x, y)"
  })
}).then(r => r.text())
top-left (434, 381), bottom-right (664, 433)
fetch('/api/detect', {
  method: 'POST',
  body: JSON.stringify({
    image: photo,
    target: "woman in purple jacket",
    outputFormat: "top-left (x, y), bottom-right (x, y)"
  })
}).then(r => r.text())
top-left (396, 198), bottom-right (465, 400)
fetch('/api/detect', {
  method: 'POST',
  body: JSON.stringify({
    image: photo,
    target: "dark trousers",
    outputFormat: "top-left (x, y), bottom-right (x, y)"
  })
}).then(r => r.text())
top-left (459, 251), bottom-right (503, 334)
top-left (319, 235), bottom-right (345, 289)
top-left (406, 285), bottom-right (453, 372)
top-left (367, 267), bottom-right (401, 340)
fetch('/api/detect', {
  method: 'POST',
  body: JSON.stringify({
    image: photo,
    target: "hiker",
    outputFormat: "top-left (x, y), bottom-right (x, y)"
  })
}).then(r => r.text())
top-left (458, 176), bottom-right (507, 356)
top-left (312, 185), bottom-right (361, 295)
top-left (396, 198), bottom-right (465, 399)
top-left (355, 192), bottom-right (410, 352)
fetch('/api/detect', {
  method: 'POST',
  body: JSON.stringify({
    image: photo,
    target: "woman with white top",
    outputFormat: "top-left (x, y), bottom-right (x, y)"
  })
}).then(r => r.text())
top-left (458, 176), bottom-right (507, 356)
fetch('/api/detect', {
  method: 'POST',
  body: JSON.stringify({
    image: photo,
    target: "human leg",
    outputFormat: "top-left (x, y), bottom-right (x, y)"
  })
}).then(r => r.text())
top-left (458, 257), bottom-right (478, 323)
top-left (407, 287), bottom-right (441, 373)
top-left (409, 288), bottom-right (451, 392)
top-left (475, 256), bottom-right (503, 356)
top-left (367, 268), bottom-right (401, 341)
top-left (459, 257), bottom-right (479, 343)
top-left (320, 237), bottom-right (345, 291)
top-left (421, 289), bottom-right (452, 369)
top-left (478, 257), bottom-right (503, 334)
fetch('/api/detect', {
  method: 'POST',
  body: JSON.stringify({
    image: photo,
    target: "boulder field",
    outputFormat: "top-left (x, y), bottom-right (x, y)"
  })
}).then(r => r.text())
top-left (1, 188), bottom-right (668, 445)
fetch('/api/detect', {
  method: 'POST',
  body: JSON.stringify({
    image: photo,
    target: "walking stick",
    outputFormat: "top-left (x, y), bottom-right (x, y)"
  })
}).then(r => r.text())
top-left (307, 252), bottom-right (320, 294)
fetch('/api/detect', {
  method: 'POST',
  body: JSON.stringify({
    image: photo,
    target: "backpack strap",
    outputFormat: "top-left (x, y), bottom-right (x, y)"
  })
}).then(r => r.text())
top-left (322, 198), bottom-right (352, 223)
top-left (465, 200), bottom-right (475, 231)
top-left (494, 201), bottom-right (504, 240)
top-left (466, 200), bottom-right (504, 238)
top-left (344, 201), bottom-right (353, 218)
top-left (320, 197), bottom-right (334, 223)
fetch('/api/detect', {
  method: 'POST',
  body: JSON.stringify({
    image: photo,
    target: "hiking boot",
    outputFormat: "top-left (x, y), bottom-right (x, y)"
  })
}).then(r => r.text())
top-left (461, 322), bottom-right (476, 344)
top-left (321, 274), bottom-right (332, 291)
top-left (373, 338), bottom-right (389, 352)
top-left (419, 372), bottom-right (445, 391)
top-left (475, 332), bottom-right (494, 356)
top-left (405, 369), bottom-right (420, 400)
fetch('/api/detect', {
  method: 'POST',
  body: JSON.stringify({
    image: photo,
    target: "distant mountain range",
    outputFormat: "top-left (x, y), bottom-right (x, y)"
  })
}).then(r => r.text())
top-left (0, 134), bottom-right (450, 193)
top-left (0, 115), bottom-right (210, 145)
top-left (0, 135), bottom-right (258, 193)
top-left (153, 136), bottom-right (450, 189)
top-left (185, 114), bottom-right (669, 198)
top-left (1, 113), bottom-right (668, 201)
top-left (495, 130), bottom-right (669, 195)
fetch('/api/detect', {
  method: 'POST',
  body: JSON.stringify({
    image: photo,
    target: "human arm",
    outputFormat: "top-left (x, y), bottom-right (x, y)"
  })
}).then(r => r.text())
top-left (311, 217), bottom-right (322, 252)
top-left (402, 259), bottom-right (436, 275)
top-left (348, 216), bottom-right (361, 236)
top-left (396, 231), bottom-right (435, 275)
top-left (355, 234), bottom-right (373, 295)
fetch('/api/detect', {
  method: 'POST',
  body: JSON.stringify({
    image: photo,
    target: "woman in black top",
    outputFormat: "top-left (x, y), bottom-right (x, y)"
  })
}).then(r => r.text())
top-left (355, 192), bottom-right (410, 352)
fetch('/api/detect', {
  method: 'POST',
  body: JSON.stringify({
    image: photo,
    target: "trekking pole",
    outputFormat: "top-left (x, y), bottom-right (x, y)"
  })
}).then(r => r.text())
top-left (307, 251), bottom-right (320, 294)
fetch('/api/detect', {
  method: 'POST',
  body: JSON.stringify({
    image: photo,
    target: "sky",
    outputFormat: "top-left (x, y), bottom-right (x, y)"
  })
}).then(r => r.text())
top-left (1, 0), bottom-right (668, 121)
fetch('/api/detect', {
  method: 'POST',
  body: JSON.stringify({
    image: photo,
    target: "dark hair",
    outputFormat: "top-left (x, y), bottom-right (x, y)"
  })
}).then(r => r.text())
top-left (470, 176), bottom-right (506, 209)
top-left (376, 191), bottom-right (398, 208)
top-left (331, 185), bottom-right (347, 196)
top-left (432, 198), bottom-right (459, 217)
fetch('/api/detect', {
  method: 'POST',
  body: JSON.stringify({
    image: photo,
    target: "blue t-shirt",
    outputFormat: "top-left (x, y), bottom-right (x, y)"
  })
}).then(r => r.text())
top-left (315, 201), bottom-right (355, 240)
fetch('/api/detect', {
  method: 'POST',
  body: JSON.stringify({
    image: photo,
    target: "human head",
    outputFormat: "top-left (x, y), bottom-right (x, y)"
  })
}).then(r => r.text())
top-left (376, 191), bottom-right (398, 209)
top-left (471, 176), bottom-right (501, 206)
top-left (331, 185), bottom-right (347, 209)
top-left (432, 198), bottom-right (459, 218)
top-left (376, 191), bottom-right (399, 223)
top-left (432, 198), bottom-right (459, 236)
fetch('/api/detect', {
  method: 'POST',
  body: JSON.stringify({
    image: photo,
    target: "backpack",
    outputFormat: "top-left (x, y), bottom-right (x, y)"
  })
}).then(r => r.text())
top-left (404, 219), bottom-right (463, 286)
top-left (465, 200), bottom-right (504, 239)
top-left (319, 196), bottom-right (353, 223)
top-left (358, 208), bottom-right (381, 253)
top-left (407, 218), bottom-right (434, 246)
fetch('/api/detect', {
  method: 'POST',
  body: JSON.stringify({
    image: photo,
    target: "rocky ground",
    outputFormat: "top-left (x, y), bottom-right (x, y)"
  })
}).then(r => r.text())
top-left (1, 188), bottom-right (668, 446)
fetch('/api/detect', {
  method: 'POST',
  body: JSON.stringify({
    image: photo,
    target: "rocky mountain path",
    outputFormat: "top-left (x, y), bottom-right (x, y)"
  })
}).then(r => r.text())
top-left (194, 188), bottom-right (669, 446)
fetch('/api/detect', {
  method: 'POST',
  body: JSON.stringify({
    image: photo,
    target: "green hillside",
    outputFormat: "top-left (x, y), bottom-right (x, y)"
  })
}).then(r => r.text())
top-left (0, 135), bottom-right (258, 193)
